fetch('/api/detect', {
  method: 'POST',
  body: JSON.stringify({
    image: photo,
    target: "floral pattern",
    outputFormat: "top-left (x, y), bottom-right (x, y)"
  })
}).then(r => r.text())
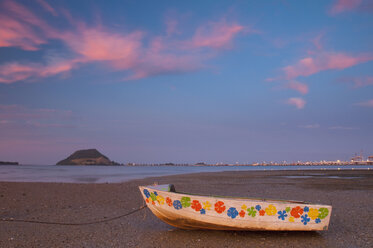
top-left (215, 201), bottom-right (226, 214)
top-left (301, 214), bottom-right (310, 225)
top-left (173, 200), bottom-right (182, 210)
top-left (157, 195), bottom-right (165, 205)
top-left (227, 207), bottom-right (239, 219)
top-left (191, 200), bottom-right (202, 211)
top-left (239, 210), bottom-right (245, 217)
top-left (142, 187), bottom-right (330, 226)
top-left (203, 201), bottom-right (212, 210)
top-left (150, 192), bottom-right (157, 202)
top-left (265, 204), bottom-right (277, 216)
top-left (318, 208), bottom-right (329, 219)
top-left (290, 206), bottom-right (304, 218)
top-left (308, 208), bottom-right (319, 220)
top-left (247, 206), bottom-right (257, 217)
top-left (181, 197), bottom-right (191, 208)
top-left (166, 197), bottom-right (173, 207)
top-left (143, 189), bottom-right (150, 198)
top-left (278, 210), bottom-right (288, 220)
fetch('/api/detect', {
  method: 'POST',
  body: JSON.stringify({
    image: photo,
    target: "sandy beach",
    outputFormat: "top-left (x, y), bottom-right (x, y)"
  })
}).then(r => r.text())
top-left (1, 169), bottom-right (372, 247)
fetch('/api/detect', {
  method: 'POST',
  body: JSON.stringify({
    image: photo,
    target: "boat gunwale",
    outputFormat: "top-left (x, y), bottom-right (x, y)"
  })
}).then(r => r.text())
top-left (143, 185), bottom-right (331, 207)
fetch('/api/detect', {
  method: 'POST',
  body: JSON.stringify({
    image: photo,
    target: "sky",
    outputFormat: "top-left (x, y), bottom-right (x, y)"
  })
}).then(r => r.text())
top-left (0, 0), bottom-right (372, 164)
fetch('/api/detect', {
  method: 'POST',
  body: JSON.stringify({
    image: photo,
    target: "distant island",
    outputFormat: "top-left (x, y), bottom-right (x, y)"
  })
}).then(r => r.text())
top-left (56, 149), bottom-right (120, 166)
top-left (0, 161), bottom-right (19, 165)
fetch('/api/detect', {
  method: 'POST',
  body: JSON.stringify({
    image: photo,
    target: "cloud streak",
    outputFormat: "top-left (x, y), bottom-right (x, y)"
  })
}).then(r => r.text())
top-left (336, 76), bottom-right (373, 88)
top-left (330, 0), bottom-right (362, 15)
top-left (354, 99), bottom-right (373, 107)
top-left (286, 97), bottom-right (306, 109)
top-left (0, 1), bottom-right (248, 83)
top-left (283, 52), bottom-right (373, 80)
top-left (285, 81), bottom-right (309, 95)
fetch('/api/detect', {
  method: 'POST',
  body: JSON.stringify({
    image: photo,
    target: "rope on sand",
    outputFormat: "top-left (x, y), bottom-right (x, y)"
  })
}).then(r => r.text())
top-left (0, 205), bottom-right (147, 226)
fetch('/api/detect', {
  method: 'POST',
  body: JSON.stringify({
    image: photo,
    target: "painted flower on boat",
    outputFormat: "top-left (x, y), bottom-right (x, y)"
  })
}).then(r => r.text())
top-left (143, 189), bottom-right (150, 198)
top-left (304, 206), bottom-right (309, 212)
top-left (181, 197), bottom-right (191, 208)
top-left (203, 201), bottom-right (212, 210)
top-left (247, 207), bottom-right (257, 217)
top-left (318, 208), bottom-right (329, 219)
top-left (156, 195), bottom-right (165, 205)
top-left (173, 200), bottom-right (182, 210)
top-left (214, 201), bottom-right (226, 214)
top-left (255, 205), bottom-right (261, 211)
top-left (315, 218), bottom-right (321, 224)
top-left (290, 206), bottom-right (304, 218)
top-left (289, 216), bottom-right (295, 222)
top-left (200, 208), bottom-right (206, 215)
top-left (265, 204), bottom-right (277, 216)
top-left (239, 210), bottom-right (245, 218)
top-left (146, 198), bottom-right (149, 203)
top-left (301, 214), bottom-right (310, 225)
top-left (166, 197), bottom-right (172, 207)
top-left (150, 193), bottom-right (157, 202)
top-left (191, 200), bottom-right (202, 211)
top-left (285, 207), bottom-right (291, 213)
top-left (241, 204), bottom-right (247, 210)
top-left (308, 208), bottom-right (319, 220)
top-left (227, 207), bottom-right (239, 219)
top-left (154, 191), bottom-right (158, 196)
top-left (259, 210), bottom-right (265, 216)
top-left (278, 210), bottom-right (288, 220)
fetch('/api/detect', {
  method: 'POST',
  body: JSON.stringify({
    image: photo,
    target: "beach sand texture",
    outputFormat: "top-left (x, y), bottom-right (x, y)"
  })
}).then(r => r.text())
top-left (0, 170), bottom-right (372, 247)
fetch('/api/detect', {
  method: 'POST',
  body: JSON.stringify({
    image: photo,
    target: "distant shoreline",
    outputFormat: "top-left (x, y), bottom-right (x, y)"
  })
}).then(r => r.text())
top-left (0, 161), bottom-right (19, 165)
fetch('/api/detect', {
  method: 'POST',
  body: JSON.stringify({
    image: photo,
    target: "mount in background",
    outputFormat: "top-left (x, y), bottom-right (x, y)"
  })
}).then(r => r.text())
top-left (56, 149), bottom-right (120, 165)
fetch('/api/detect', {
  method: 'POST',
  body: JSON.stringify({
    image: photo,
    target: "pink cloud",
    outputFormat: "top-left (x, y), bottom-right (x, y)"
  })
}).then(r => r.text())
top-left (330, 0), bottom-right (362, 15)
top-left (285, 81), bottom-right (309, 95)
top-left (36, 0), bottom-right (58, 16)
top-left (283, 52), bottom-right (373, 80)
top-left (336, 76), bottom-right (373, 88)
top-left (0, 1), bottom-right (247, 83)
top-left (311, 33), bottom-right (324, 50)
top-left (286, 97), bottom-right (306, 109)
top-left (0, 15), bottom-right (46, 51)
top-left (0, 0), bottom-right (59, 51)
top-left (355, 99), bottom-right (373, 107)
top-left (61, 28), bottom-right (143, 69)
top-left (0, 59), bottom-right (81, 83)
top-left (187, 19), bottom-right (244, 49)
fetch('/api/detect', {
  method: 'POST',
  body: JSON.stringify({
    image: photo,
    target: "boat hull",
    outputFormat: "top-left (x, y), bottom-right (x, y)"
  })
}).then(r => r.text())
top-left (139, 185), bottom-right (332, 231)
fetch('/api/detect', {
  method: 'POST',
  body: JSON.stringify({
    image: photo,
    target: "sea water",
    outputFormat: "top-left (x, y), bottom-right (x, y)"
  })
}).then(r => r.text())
top-left (0, 164), bottom-right (371, 183)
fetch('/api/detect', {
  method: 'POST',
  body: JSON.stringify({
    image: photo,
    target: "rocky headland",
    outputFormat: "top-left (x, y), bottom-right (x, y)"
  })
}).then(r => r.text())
top-left (56, 149), bottom-right (120, 165)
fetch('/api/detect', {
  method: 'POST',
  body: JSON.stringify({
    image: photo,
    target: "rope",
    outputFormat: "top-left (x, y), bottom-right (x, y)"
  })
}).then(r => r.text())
top-left (0, 205), bottom-right (147, 226)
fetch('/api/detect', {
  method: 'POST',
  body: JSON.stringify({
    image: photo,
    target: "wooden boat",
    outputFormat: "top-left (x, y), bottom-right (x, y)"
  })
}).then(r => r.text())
top-left (139, 184), bottom-right (332, 231)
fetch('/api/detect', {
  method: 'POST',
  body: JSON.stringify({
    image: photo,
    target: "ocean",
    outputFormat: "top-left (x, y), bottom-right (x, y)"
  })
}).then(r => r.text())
top-left (0, 164), bottom-right (371, 183)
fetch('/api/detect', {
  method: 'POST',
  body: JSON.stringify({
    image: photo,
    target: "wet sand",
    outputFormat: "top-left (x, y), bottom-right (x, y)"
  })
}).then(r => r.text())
top-left (1, 170), bottom-right (372, 247)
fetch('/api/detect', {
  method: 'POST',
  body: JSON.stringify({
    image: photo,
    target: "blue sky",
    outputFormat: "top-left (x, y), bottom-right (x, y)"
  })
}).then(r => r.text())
top-left (0, 0), bottom-right (372, 164)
